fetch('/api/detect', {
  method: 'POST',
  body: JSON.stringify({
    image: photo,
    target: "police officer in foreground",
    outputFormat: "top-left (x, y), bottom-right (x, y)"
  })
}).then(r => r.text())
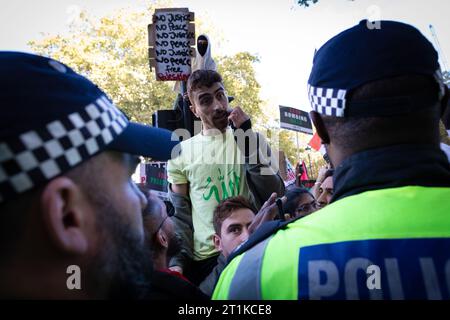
top-left (213, 20), bottom-right (450, 300)
top-left (0, 52), bottom-right (182, 299)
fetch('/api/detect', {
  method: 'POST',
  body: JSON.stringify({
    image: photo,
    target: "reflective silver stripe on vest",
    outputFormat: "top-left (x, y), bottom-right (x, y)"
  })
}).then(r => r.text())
top-left (228, 236), bottom-right (273, 300)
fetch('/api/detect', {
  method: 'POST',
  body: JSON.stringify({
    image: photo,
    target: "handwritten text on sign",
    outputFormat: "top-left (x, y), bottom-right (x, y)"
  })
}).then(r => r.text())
top-left (153, 9), bottom-right (195, 81)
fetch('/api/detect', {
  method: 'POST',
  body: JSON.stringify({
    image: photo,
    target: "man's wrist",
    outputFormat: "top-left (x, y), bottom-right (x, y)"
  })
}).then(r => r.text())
top-left (233, 118), bottom-right (252, 131)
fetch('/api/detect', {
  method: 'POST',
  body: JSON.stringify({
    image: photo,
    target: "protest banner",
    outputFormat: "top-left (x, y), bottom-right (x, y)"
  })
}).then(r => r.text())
top-left (148, 8), bottom-right (195, 81)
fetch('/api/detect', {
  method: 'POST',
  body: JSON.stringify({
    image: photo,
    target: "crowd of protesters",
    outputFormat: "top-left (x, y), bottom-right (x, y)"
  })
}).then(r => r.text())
top-left (0, 19), bottom-right (449, 300)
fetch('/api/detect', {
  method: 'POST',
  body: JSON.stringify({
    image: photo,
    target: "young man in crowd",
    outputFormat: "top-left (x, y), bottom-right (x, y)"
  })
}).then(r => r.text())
top-left (167, 70), bottom-right (285, 284)
top-left (199, 196), bottom-right (255, 296)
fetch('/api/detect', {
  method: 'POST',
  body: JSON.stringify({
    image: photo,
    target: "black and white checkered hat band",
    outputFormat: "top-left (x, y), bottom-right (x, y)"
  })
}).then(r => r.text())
top-left (308, 84), bottom-right (347, 117)
top-left (308, 69), bottom-right (446, 117)
top-left (0, 95), bottom-right (129, 203)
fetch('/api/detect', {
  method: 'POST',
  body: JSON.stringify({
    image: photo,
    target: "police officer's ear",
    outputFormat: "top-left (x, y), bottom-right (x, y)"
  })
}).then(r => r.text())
top-left (310, 111), bottom-right (330, 144)
top-left (40, 177), bottom-right (89, 255)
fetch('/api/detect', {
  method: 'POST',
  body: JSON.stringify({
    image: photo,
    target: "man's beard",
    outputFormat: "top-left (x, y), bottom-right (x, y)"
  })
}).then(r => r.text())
top-left (86, 203), bottom-right (154, 299)
top-left (211, 109), bottom-right (229, 131)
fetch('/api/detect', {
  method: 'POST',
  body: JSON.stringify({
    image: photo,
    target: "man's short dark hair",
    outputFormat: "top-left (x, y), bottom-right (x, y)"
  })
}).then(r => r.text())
top-left (213, 196), bottom-right (255, 235)
top-left (141, 195), bottom-right (166, 237)
top-left (322, 75), bottom-right (442, 152)
top-left (284, 187), bottom-right (314, 216)
top-left (187, 70), bottom-right (222, 100)
top-left (323, 169), bottom-right (334, 180)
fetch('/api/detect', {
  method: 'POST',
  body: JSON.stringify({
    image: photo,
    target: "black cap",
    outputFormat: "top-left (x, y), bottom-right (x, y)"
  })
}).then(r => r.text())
top-left (308, 20), bottom-right (446, 117)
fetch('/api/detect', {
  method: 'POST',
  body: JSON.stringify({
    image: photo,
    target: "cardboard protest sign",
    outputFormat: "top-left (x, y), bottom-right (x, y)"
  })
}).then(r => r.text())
top-left (279, 106), bottom-right (313, 134)
top-left (148, 8), bottom-right (195, 81)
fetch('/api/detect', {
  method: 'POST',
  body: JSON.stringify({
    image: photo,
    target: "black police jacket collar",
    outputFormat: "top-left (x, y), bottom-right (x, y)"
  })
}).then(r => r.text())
top-left (332, 143), bottom-right (450, 203)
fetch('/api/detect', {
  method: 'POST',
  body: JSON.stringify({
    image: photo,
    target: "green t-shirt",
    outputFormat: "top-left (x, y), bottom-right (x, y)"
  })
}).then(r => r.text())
top-left (167, 129), bottom-right (251, 261)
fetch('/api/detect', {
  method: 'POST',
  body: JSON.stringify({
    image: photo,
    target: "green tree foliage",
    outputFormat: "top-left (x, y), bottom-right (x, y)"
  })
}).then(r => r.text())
top-left (30, 6), bottom-right (175, 123)
top-left (30, 5), bottom-right (176, 125)
top-left (217, 52), bottom-right (263, 120)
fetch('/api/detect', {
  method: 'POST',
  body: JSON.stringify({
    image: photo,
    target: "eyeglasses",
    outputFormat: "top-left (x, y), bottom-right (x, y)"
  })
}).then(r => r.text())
top-left (155, 215), bottom-right (169, 235)
top-left (295, 200), bottom-right (318, 214)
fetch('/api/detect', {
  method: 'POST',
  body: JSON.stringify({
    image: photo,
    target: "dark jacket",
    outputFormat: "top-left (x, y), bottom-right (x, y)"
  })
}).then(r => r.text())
top-left (199, 254), bottom-right (227, 297)
top-left (146, 270), bottom-right (209, 300)
top-left (331, 144), bottom-right (450, 202)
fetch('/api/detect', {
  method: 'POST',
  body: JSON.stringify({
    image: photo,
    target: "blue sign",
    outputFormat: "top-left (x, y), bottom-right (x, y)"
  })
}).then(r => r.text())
top-left (298, 238), bottom-right (450, 300)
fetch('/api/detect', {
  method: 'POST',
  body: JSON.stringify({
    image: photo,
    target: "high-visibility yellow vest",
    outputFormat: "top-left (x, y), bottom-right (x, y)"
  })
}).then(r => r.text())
top-left (213, 186), bottom-right (450, 300)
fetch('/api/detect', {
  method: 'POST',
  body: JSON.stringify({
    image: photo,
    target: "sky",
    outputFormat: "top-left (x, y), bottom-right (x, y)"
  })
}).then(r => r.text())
top-left (1, 0), bottom-right (449, 115)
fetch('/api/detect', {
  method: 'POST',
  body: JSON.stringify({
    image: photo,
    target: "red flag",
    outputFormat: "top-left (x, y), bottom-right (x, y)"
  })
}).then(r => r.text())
top-left (300, 161), bottom-right (309, 181)
top-left (308, 132), bottom-right (321, 151)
